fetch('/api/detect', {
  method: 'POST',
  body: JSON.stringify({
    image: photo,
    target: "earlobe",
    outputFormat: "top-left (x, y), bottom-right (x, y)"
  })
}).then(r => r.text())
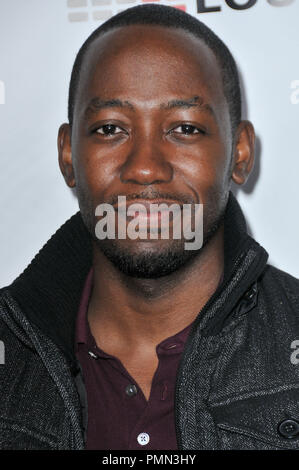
top-left (57, 123), bottom-right (76, 188)
top-left (231, 120), bottom-right (255, 186)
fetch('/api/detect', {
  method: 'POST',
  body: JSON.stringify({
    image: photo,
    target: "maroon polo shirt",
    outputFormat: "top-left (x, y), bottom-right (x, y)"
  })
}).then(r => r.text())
top-left (75, 268), bottom-right (193, 450)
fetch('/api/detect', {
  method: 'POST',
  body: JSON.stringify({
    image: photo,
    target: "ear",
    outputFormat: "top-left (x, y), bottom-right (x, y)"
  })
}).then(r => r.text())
top-left (57, 123), bottom-right (76, 188)
top-left (231, 120), bottom-right (255, 185)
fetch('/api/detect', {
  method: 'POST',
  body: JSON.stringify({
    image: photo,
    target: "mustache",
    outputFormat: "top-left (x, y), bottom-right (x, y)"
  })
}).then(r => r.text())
top-left (105, 189), bottom-right (197, 207)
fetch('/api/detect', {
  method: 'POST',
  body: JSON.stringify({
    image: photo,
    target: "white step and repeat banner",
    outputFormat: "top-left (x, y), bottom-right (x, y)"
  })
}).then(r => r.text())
top-left (0, 0), bottom-right (298, 286)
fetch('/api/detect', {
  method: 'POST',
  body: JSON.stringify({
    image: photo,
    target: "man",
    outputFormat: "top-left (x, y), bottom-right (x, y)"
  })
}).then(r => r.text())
top-left (0, 4), bottom-right (299, 451)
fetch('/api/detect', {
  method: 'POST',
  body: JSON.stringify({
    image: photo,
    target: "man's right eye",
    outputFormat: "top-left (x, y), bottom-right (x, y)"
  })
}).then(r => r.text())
top-left (95, 124), bottom-right (123, 135)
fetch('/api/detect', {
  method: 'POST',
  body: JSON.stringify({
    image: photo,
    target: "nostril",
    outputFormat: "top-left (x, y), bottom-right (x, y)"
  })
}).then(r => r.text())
top-left (120, 158), bottom-right (173, 185)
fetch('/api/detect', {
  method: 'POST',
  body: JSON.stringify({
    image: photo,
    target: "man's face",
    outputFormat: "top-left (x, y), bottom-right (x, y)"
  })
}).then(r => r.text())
top-left (61, 25), bottom-right (243, 278)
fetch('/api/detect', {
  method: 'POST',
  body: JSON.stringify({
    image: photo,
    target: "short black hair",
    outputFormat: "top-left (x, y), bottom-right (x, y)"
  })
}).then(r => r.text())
top-left (68, 4), bottom-right (241, 134)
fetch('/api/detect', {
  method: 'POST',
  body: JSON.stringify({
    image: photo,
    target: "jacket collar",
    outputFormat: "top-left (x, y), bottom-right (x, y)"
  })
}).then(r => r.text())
top-left (8, 212), bottom-right (92, 364)
top-left (7, 191), bottom-right (268, 364)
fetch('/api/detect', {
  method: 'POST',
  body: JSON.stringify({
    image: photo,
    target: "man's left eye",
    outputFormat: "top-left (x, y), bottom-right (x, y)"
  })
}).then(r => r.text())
top-left (95, 124), bottom-right (123, 135)
top-left (172, 124), bottom-right (204, 135)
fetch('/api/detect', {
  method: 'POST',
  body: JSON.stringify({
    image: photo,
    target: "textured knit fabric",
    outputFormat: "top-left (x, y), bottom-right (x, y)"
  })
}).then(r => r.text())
top-left (0, 192), bottom-right (298, 449)
top-left (75, 268), bottom-right (192, 450)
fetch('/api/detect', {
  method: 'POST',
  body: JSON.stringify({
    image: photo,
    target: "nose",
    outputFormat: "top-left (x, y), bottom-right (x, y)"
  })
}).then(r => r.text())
top-left (119, 135), bottom-right (173, 185)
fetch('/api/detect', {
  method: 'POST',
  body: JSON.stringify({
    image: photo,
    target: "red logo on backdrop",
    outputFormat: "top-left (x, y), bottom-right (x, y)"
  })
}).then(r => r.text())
top-left (142, 0), bottom-right (186, 11)
top-left (66, 0), bottom-right (295, 23)
top-left (67, 0), bottom-right (187, 23)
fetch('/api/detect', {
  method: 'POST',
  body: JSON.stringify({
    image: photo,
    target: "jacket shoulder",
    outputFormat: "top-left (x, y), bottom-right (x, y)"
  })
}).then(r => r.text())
top-left (258, 264), bottom-right (299, 319)
top-left (262, 264), bottom-right (299, 294)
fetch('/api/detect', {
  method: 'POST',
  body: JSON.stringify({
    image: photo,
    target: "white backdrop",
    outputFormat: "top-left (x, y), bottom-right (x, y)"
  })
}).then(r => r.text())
top-left (0, 0), bottom-right (298, 286)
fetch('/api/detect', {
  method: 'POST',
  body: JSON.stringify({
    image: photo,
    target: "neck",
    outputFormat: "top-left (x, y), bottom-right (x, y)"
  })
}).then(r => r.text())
top-left (88, 224), bottom-right (224, 352)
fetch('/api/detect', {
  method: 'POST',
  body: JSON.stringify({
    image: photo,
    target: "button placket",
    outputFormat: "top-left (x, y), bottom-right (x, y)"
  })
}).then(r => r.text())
top-left (161, 381), bottom-right (168, 401)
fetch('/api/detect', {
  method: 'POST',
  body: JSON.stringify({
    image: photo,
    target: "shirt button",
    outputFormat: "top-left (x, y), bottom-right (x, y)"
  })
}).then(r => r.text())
top-left (137, 432), bottom-right (150, 446)
top-left (125, 384), bottom-right (138, 397)
top-left (88, 350), bottom-right (99, 360)
top-left (278, 419), bottom-right (299, 438)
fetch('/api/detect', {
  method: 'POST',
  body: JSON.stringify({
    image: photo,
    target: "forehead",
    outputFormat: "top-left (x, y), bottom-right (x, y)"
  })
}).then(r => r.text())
top-left (76, 24), bottom-right (226, 117)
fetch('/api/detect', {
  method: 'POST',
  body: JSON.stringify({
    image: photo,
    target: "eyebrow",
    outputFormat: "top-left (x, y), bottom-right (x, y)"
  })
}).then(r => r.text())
top-left (84, 98), bottom-right (134, 116)
top-left (84, 95), bottom-right (215, 117)
top-left (161, 96), bottom-right (215, 117)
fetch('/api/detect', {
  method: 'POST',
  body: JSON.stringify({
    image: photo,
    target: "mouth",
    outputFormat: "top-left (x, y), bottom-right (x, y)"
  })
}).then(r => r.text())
top-left (113, 199), bottom-right (183, 210)
top-left (94, 194), bottom-right (202, 245)
top-left (114, 199), bottom-right (183, 227)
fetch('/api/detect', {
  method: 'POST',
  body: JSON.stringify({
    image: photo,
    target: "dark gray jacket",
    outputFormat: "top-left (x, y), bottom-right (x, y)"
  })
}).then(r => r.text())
top-left (0, 193), bottom-right (299, 450)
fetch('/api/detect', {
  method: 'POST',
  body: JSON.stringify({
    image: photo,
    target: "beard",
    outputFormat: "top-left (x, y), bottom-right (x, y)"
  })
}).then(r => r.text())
top-left (98, 238), bottom-right (197, 278)
top-left (77, 186), bottom-right (228, 279)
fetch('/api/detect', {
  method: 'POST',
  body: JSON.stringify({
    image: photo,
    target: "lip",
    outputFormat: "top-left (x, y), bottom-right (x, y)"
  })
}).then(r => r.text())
top-left (114, 199), bottom-right (183, 212)
top-left (114, 199), bottom-right (184, 229)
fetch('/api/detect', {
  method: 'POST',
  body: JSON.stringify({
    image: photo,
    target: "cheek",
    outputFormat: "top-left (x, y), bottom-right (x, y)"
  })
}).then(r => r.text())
top-left (72, 141), bottom-right (119, 203)
top-left (175, 139), bottom-right (231, 196)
